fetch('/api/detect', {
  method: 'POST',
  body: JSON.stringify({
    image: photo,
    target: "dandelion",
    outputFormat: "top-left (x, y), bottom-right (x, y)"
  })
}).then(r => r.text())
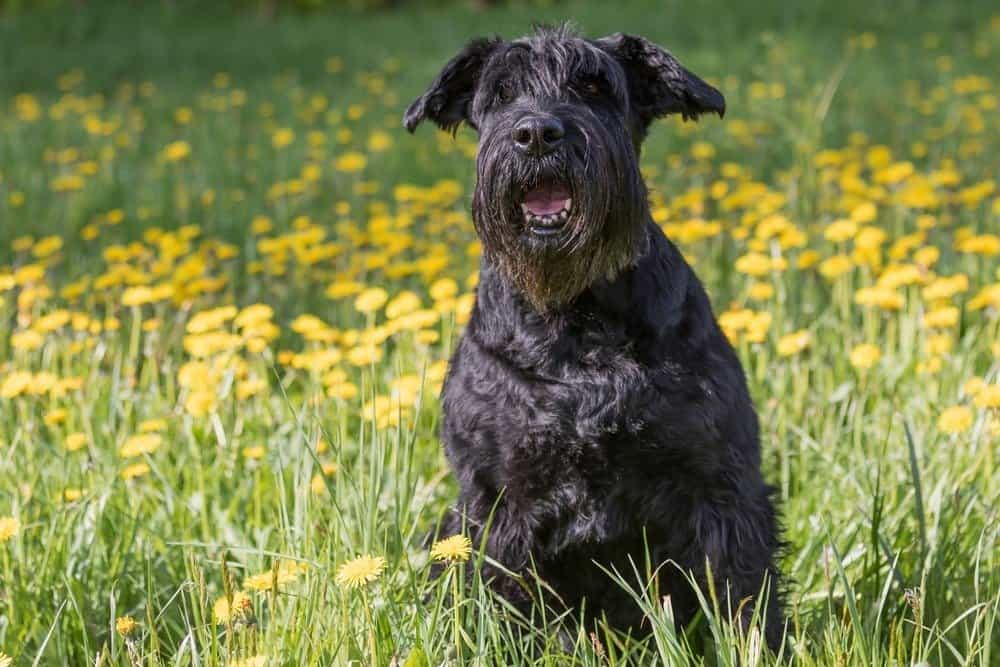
top-left (334, 151), bottom-right (367, 173)
top-left (121, 463), bottom-right (150, 480)
top-left (818, 254), bottom-right (853, 280)
top-left (431, 534), bottom-right (473, 564)
top-left (854, 286), bottom-right (904, 310)
top-left (748, 282), bottom-right (774, 300)
top-left (963, 377), bottom-right (987, 397)
top-left (138, 419), bottom-right (167, 433)
top-left (937, 406), bottom-right (974, 434)
top-left (849, 344), bottom-right (881, 370)
top-left (271, 128), bottom-right (295, 149)
top-left (115, 616), bottom-right (138, 636)
top-left (243, 560), bottom-right (307, 591)
top-left (185, 390), bottom-right (217, 417)
top-left (354, 287), bottom-right (388, 314)
top-left (162, 140), bottom-right (191, 162)
top-left (65, 432), bottom-right (87, 451)
top-left (922, 307), bottom-right (959, 329)
top-left (310, 473), bottom-right (327, 495)
top-left (0, 517), bottom-right (21, 542)
top-left (385, 291), bottom-right (421, 319)
top-left (229, 656), bottom-right (268, 667)
top-left (734, 252), bottom-right (773, 277)
top-left (367, 130), bottom-right (392, 152)
top-left (119, 434), bottom-right (162, 458)
top-left (242, 445), bottom-right (265, 460)
top-left (335, 554), bottom-right (385, 589)
top-left (11, 330), bottom-right (44, 351)
top-left (213, 591), bottom-right (253, 624)
top-left (973, 385), bottom-right (1000, 409)
top-left (777, 330), bottom-right (811, 357)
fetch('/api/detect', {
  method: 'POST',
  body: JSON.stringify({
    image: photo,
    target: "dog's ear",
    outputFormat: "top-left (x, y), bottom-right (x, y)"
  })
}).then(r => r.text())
top-left (597, 33), bottom-right (724, 128)
top-left (403, 37), bottom-right (501, 134)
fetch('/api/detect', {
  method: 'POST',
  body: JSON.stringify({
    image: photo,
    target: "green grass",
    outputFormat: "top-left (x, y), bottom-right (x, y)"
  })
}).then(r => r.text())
top-left (0, 1), bottom-right (998, 664)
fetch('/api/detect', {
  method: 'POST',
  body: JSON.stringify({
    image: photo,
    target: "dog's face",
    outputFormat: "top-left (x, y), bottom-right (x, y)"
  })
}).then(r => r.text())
top-left (405, 26), bottom-right (724, 309)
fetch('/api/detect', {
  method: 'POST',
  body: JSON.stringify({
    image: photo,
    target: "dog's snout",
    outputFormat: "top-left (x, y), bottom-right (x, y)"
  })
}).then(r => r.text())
top-left (511, 115), bottom-right (565, 155)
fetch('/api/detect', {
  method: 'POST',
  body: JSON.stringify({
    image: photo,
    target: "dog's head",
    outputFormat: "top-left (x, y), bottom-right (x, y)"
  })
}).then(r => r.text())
top-left (404, 25), bottom-right (724, 309)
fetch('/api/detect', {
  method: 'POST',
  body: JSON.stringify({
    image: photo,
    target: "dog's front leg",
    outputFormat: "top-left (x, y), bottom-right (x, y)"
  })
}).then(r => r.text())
top-left (687, 496), bottom-right (786, 651)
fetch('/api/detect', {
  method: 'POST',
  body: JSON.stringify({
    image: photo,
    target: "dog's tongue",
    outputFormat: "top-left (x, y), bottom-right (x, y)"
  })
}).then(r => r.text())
top-left (523, 186), bottom-right (571, 216)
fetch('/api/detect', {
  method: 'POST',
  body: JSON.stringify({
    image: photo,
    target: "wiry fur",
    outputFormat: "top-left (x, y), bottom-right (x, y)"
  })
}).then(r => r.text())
top-left (405, 25), bottom-right (784, 650)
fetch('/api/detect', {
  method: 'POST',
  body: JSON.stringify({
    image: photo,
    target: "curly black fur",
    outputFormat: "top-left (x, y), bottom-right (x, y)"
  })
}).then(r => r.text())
top-left (405, 25), bottom-right (784, 649)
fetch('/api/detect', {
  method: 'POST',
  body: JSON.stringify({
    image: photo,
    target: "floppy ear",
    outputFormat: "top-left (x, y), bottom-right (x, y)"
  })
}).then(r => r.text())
top-left (403, 37), bottom-right (501, 134)
top-left (596, 33), bottom-right (725, 128)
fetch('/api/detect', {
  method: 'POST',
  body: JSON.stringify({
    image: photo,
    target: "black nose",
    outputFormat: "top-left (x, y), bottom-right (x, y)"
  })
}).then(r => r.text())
top-left (511, 115), bottom-right (565, 155)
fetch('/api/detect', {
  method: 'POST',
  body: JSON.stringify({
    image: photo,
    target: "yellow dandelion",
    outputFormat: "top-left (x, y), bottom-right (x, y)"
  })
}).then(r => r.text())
top-left (367, 130), bottom-right (392, 152)
top-left (213, 591), bottom-right (253, 624)
top-left (748, 281), bottom-right (774, 301)
top-left (121, 463), bottom-right (150, 481)
top-left (937, 406), bottom-right (974, 435)
top-left (65, 432), bottom-right (87, 452)
top-left (734, 252), bottom-right (773, 277)
top-left (138, 418), bottom-right (167, 433)
top-left (242, 445), bottom-right (266, 460)
top-left (119, 434), bottom-right (162, 459)
top-left (430, 534), bottom-right (473, 564)
top-left (115, 616), bottom-right (138, 636)
top-left (0, 517), bottom-right (21, 542)
top-left (922, 306), bottom-right (959, 329)
top-left (11, 330), bottom-right (44, 351)
top-left (429, 278), bottom-right (459, 301)
top-left (271, 128), bottom-right (295, 149)
top-left (162, 140), bottom-right (191, 162)
top-left (849, 344), bottom-right (881, 370)
top-left (335, 554), bottom-right (386, 589)
top-left (354, 287), bottom-right (388, 314)
top-left (310, 473), bottom-right (327, 495)
top-left (229, 656), bottom-right (268, 667)
top-left (334, 151), bottom-right (367, 173)
top-left (43, 408), bottom-right (68, 426)
top-left (385, 291), bottom-right (421, 319)
top-left (818, 254), bottom-right (854, 281)
top-left (185, 390), bottom-right (218, 417)
top-left (777, 330), bottom-right (811, 357)
top-left (243, 560), bottom-right (306, 591)
top-left (973, 385), bottom-right (1000, 409)
top-left (963, 377), bottom-right (987, 397)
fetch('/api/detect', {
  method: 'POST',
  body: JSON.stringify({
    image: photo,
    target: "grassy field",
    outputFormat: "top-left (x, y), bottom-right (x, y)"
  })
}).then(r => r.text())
top-left (1, 1), bottom-right (999, 664)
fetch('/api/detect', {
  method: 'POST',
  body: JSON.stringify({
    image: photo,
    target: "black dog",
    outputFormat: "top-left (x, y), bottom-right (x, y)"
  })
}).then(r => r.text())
top-left (405, 25), bottom-right (784, 649)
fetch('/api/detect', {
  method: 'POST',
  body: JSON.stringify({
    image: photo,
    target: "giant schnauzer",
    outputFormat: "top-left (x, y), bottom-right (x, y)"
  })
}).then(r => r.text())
top-left (404, 25), bottom-right (784, 649)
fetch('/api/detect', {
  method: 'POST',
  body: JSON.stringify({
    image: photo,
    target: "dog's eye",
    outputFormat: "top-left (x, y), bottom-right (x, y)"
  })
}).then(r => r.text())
top-left (496, 82), bottom-right (515, 104)
top-left (580, 80), bottom-right (601, 96)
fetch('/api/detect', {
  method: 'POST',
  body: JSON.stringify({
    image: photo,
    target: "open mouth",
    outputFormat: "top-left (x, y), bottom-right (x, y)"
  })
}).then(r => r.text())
top-left (520, 183), bottom-right (572, 236)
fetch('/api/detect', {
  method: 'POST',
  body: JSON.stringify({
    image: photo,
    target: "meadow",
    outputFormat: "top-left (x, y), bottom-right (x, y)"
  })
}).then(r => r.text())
top-left (0, 1), bottom-right (998, 664)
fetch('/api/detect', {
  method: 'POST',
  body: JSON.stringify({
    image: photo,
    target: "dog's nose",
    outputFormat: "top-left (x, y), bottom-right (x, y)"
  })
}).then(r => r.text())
top-left (511, 116), bottom-right (565, 155)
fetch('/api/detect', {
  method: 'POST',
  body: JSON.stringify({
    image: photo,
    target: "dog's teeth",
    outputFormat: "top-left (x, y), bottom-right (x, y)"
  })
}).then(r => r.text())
top-left (558, 209), bottom-right (568, 221)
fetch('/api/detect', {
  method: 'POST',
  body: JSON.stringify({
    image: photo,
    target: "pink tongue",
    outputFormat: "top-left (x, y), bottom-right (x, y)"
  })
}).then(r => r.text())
top-left (523, 187), bottom-right (570, 216)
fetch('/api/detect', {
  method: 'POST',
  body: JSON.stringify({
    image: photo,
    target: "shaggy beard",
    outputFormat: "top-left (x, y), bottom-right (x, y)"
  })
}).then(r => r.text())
top-left (471, 124), bottom-right (648, 311)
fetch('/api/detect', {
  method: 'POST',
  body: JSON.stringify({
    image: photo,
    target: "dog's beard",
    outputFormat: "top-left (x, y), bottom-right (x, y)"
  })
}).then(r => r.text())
top-left (472, 123), bottom-right (647, 311)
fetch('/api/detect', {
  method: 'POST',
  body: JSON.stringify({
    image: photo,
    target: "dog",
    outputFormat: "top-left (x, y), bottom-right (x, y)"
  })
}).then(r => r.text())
top-left (404, 25), bottom-right (784, 650)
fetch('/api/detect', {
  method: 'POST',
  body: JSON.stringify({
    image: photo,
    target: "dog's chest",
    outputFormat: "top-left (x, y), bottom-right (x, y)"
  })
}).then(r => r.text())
top-left (450, 332), bottom-right (668, 491)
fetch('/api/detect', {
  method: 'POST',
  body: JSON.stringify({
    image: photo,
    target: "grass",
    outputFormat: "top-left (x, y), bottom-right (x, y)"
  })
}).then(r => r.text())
top-left (0, 1), bottom-right (998, 664)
